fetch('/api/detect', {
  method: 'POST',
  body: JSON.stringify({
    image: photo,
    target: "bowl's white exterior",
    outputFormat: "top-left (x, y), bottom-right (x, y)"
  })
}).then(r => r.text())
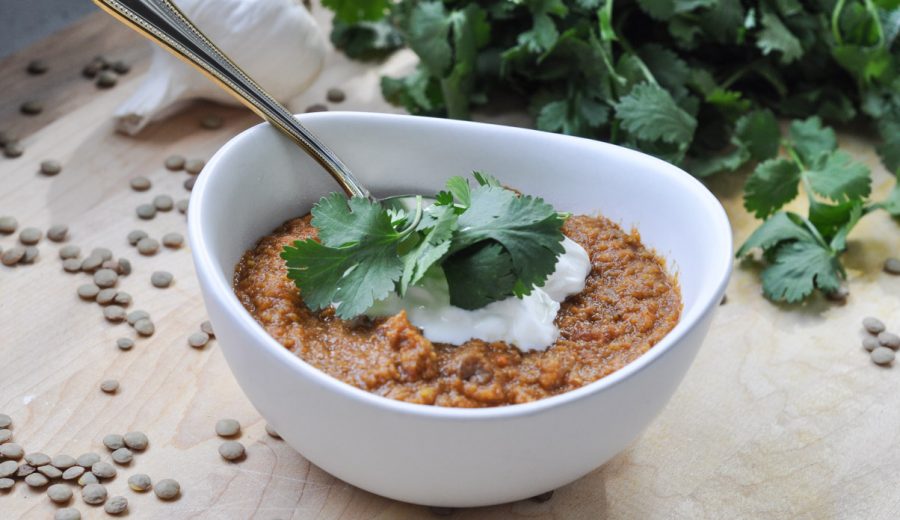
top-left (188, 113), bottom-right (732, 507)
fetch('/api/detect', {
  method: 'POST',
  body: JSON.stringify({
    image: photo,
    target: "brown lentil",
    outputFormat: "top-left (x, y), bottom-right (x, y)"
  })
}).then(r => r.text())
top-left (127, 310), bottom-right (149, 325)
top-left (117, 258), bottom-right (132, 275)
top-left (103, 305), bottom-right (126, 322)
top-left (92, 248), bottom-right (113, 261)
top-left (20, 246), bottom-right (39, 264)
top-left (51, 454), bottom-right (76, 469)
top-left (105, 495), bottom-right (128, 514)
top-left (25, 472), bottom-right (49, 487)
top-left (38, 465), bottom-right (62, 478)
top-left (62, 258), bottom-right (82, 272)
top-left (55, 508), bottom-right (81, 520)
top-left (0, 443), bottom-right (23, 459)
top-left (0, 216), bottom-right (17, 234)
top-left (137, 237), bottom-right (160, 255)
top-left (76, 283), bottom-right (100, 300)
top-left (326, 87), bottom-right (346, 103)
top-left (872, 346), bottom-right (895, 365)
top-left (3, 141), bottom-right (23, 158)
top-left (154, 194), bottom-right (174, 211)
top-left (879, 332), bottom-right (900, 349)
top-left (164, 155), bottom-right (185, 171)
top-left (20, 100), bottom-right (43, 115)
top-left (82, 482), bottom-right (108, 504)
top-left (885, 257), bottom-right (900, 275)
top-left (184, 176), bottom-right (196, 191)
top-left (128, 473), bottom-right (152, 492)
top-left (215, 419), bottom-right (240, 438)
top-left (26, 59), bottom-right (48, 74)
top-left (0, 477), bottom-right (13, 490)
top-left (129, 176), bottom-right (151, 192)
top-left (100, 380), bottom-right (119, 394)
top-left (48, 483), bottom-right (73, 503)
top-left (123, 431), bottom-right (148, 451)
top-left (154, 478), bottom-right (180, 500)
top-left (80, 255), bottom-right (103, 272)
top-left (188, 332), bottom-right (209, 348)
top-left (136, 203), bottom-right (157, 220)
top-left (96, 70), bottom-right (117, 88)
top-left (0, 429), bottom-right (10, 443)
top-left (59, 244), bottom-right (80, 259)
top-left (111, 60), bottom-right (130, 74)
top-left (110, 447), bottom-right (132, 465)
top-left (184, 158), bottom-right (205, 174)
top-left (305, 103), bottom-right (328, 112)
top-left (19, 227), bottom-right (42, 245)
top-left (151, 270), bottom-right (174, 288)
top-left (863, 337), bottom-right (879, 352)
top-left (15, 464), bottom-right (34, 477)
top-left (1, 246), bottom-right (25, 266)
top-left (863, 317), bottom-right (886, 335)
top-left (176, 199), bottom-right (189, 213)
top-left (62, 466), bottom-right (85, 480)
top-left (201, 320), bottom-right (215, 337)
top-left (116, 337), bottom-right (134, 351)
top-left (76, 453), bottom-right (100, 468)
top-left (24, 452), bottom-right (50, 466)
top-left (96, 288), bottom-right (117, 305)
top-left (0, 461), bottom-right (17, 478)
top-left (127, 230), bottom-right (148, 245)
top-left (162, 232), bottom-right (184, 248)
top-left (77, 472), bottom-right (98, 487)
top-left (113, 291), bottom-right (132, 306)
top-left (265, 424), bottom-right (281, 439)
top-left (94, 268), bottom-right (119, 288)
top-left (91, 461), bottom-right (116, 479)
top-left (218, 441), bottom-right (245, 461)
top-left (134, 318), bottom-right (155, 336)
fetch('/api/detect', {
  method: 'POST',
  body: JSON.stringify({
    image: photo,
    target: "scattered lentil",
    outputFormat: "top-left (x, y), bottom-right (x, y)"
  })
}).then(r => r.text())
top-left (103, 305), bottom-right (126, 322)
top-left (129, 176), bottom-right (151, 192)
top-left (162, 232), bottom-right (184, 248)
top-left (879, 332), bottom-right (900, 349)
top-left (3, 141), bottom-right (23, 158)
top-left (218, 441), bottom-right (245, 461)
top-left (0, 429), bottom-right (10, 443)
top-left (265, 424), bottom-right (280, 439)
top-left (21, 246), bottom-right (39, 264)
top-left (2, 247), bottom-right (25, 266)
top-left (38, 465), bottom-right (62, 479)
top-left (80, 255), bottom-right (103, 272)
top-left (77, 472), bottom-right (98, 487)
top-left (117, 258), bottom-right (132, 275)
top-left (154, 478), bottom-right (180, 500)
top-left (0, 461), bottom-right (17, 478)
top-left (20, 100), bottom-right (43, 115)
top-left (91, 461), bottom-right (117, 479)
top-left (201, 320), bottom-right (215, 337)
top-left (884, 257), bottom-right (900, 275)
top-left (0, 443), bottom-right (24, 459)
top-left (105, 495), bottom-right (128, 514)
top-left (531, 490), bottom-right (555, 503)
top-left (116, 337), bottom-right (134, 351)
top-left (326, 87), bottom-right (346, 103)
top-left (111, 60), bottom-right (130, 74)
top-left (0, 216), bottom-right (17, 234)
top-left (215, 419), bottom-right (240, 438)
top-left (863, 337), bottom-right (879, 352)
top-left (102, 434), bottom-right (124, 451)
top-left (200, 115), bottom-right (223, 129)
top-left (19, 227), bottom-right (42, 245)
top-left (16, 464), bottom-right (34, 477)
top-left (48, 483), bottom-right (73, 503)
top-left (137, 237), bottom-right (159, 255)
top-left (872, 346), bottom-right (895, 365)
top-left (91, 247), bottom-right (112, 261)
top-left (62, 466), bottom-right (85, 480)
top-left (82, 61), bottom-right (102, 78)
top-left (164, 155), bottom-right (185, 171)
top-left (134, 318), bottom-right (155, 336)
top-left (863, 317), bottom-right (886, 335)
top-left (25, 472), bottom-right (49, 487)
top-left (128, 473), bottom-right (152, 492)
top-left (96, 288), bottom-right (117, 305)
top-left (154, 194), bottom-right (174, 212)
top-left (40, 160), bottom-right (63, 177)
top-left (185, 159), bottom-right (205, 175)
top-left (184, 176), bottom-right (196, 191)
top-left (127, 230), bottom-right (148, 245)
top-left (96, 70), bottom-right (117, 89)
top-left (100, 380), bottom-right (119, 394)
top-left (59, 244), bottom-right (80, 259)
top-left (127, 310), bottom-right (149, 325)
top-left (82, 482), bottom-right (108, 504)
top-left (151, 270), bottom-right (174, 288)
top-left (188, 332), bottom-right (209, 348)
top-left (52, 454), bottom-right (76, 469)
top-left (55, 508), bottom-right (81, 520)
top-left (136, 203), bottom-right (157, 220)
top-left (101, 260), bottom-right (118, 271)
top-left (110, 447), bottom-right (132, 465)
top-left (0, 477), bottom-right (13, 490)
top-left (76, 283), bottom-right (100, 301)
top-left (24, 452), bottom-right (50, 466)
top-left (76, 453), bottom-right (100, 468)
top-left (176, 199), bottom-right (189, 213)
top-left (123, 431), bottom-right (148, 451)
top-left (305, 103), bottom-right (328, 112)
top-left (26, 60), bottom-right (48, 74)
top-left (114, 291), bottom-right (132, 306)
top-left (94, 268), bottom-right (119, 288)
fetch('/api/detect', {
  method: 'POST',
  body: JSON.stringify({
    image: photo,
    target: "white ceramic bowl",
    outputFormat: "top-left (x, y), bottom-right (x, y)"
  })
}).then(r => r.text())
top-left (189, 112), bottom-right (732, 507)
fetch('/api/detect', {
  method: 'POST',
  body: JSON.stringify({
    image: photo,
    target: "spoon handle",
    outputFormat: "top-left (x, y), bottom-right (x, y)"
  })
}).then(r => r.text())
top-left (92, 0), bottom-right (371, 199)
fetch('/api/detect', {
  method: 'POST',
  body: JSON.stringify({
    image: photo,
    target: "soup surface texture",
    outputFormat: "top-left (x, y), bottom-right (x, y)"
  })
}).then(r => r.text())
top-left (234, 214), bottom-right (681, 407)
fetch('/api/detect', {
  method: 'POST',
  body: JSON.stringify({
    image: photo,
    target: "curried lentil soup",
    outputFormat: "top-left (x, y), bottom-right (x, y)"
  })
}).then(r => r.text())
top-left (234, 214), bottom-right (681, 407)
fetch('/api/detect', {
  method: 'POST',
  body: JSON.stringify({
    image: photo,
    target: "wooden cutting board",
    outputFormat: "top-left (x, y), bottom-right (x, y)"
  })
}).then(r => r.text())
top-left (1, 6), bottom-right (899, 520)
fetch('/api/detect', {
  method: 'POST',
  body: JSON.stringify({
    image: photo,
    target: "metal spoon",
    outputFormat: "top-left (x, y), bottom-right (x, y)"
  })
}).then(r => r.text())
top-left (92, 0), bottom-right (422, 213)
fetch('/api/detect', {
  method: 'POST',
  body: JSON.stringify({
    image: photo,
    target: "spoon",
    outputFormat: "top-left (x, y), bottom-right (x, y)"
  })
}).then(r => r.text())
top-left (92, 0), bottom-right (425, 215)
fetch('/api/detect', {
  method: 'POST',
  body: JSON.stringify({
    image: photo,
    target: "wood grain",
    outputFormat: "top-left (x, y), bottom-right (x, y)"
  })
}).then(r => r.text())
top-left (2, 6), bottom-right (900, 520)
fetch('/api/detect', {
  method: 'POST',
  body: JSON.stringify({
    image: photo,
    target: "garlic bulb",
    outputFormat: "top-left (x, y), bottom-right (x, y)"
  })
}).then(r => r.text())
top-left (114, 0), bottom-right (326, 135)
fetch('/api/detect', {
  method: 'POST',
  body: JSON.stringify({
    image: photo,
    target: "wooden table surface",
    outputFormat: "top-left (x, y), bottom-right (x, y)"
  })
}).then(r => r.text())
top-left (2, 6), bottom-right (899, 520)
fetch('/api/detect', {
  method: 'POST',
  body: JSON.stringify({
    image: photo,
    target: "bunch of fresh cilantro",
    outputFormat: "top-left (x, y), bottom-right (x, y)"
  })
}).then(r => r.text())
top-left (325, 0), bottom-right (900, 177)
top-left (737, 116), bottom-right (900, 301)
top-left (281, 173), bottom-right (567, 318)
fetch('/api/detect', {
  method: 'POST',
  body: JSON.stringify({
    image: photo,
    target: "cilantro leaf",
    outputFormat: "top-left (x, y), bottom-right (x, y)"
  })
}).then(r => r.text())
top-left (281, 197), bottom-right (406, 319)
top-left (756, 9), bottom-right (803, 64)
top-left (399, 204), bottom-right (458, 294)
top-left (879, 181), bottom-right (900, 217)
top-left (761, 241), bottom-right (843, 302)
top-left (330, 19), bottom-right (404, 61)
top-left (451, 185), bottom-right (566, 301)
top-left (614, 82), bottom-right (697, 146)
top-left (788, 117), bottom-right (837, 167)
top-left (736, 211), bottom-right (814, 257)
top-left (445, 176), bottom-right (471, 208)
top-left (323, 0), bottom-right (390, 23)
top-left (443, 242), bottom-right (518, 310)
top-left (743, 158), bottom-right (801, 218)
top-left (805, 151), bottom-right (872, 202)
top-left (406, 2), bottom-right (452, 75)
top-left (734, 109), bottom-right (781, 161)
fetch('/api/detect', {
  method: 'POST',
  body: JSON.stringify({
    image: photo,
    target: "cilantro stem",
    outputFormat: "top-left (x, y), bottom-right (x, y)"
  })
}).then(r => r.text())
top-left (830, 0), bottom-right (846, 45)
top-left (398, 195), bottom-right (424, 237)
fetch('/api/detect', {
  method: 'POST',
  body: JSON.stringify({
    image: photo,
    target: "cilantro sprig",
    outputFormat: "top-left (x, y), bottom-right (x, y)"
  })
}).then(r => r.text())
top-left (281, 173), bottom-right (567, 319)
top-left (737, 116), bottom-right (897, 303)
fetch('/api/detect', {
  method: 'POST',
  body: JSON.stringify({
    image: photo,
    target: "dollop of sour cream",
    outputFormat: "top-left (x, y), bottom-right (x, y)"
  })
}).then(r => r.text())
top-left (366, 237), bottom-right (592, 351)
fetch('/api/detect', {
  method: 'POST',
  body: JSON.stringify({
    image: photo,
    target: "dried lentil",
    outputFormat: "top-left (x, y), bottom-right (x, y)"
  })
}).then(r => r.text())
top-left (2, 247), bottom-right (25, 266)
top-left (201, 320), bottom-right (215, 337)
top-left (77, 472), bottom-right (98, 487)
top-left (110, 447), bottom-right (132, 465)
top-left (127, 230), bottom-right (148, 245)
top-left (188, 332), bottom-right (209, 348)
top-left (100, 380), bottom-right (119, 394)
top-left (0, 477), bottom-right (13, 490)
top-left (215, 419), bottom-right (240, 438)
top-left (0, 461), bottom-right (17, 478)
top-left (94, 268), bottom-right (118, 288)
top-left (59, 244), bottom-right (80, 259)
top-left (176, 199), bottom-right (189, 213)
top-left (162, 232), bottom-right (184, 248)
top-left (38, 465), bottom-right (62, 478)
top-left (24, 452), bottom-right (50, 466)
top-left (136, 203), bottom-right (156, 220)
top-left (154, 478), bottom-right (180, 500)
top-left (134, 318), bottom-right (155, 336)
top-left (62, 258), bottom-right (81, 272)
top-left (151, 270), bottom-right (174, 288)
top-left (863, 317), bottom-right (886, 335)
top-left (111, 60), bottom-right (130, 74)
top-left (114, 291), bottom-right (131, 306)
top-left (52, 454), bottom-right (76, 469)
top-left (863, 337), bottom-right (879, 351)
top-left (326, 87), bottom-right (346, 103)
top-left (47, 483), bottom-right (73, 503)
top-left (218, 441), bottom-right (245, 461)
top-left (105, 495), bottom-right (128, 514)
top-left (26, 60), bottom-right (48, 74)
top-left (96, 70), bottom-right (117, 88)
top-left (184, 176), bottom-right (196, 191)
top-left (265, 424), bottom-right (281, 439)
top-left (76, 453), bottom-right (100, 468)
top-left (128, 473), bottom-right (151, 492)
top-left (82, 482), bottom-right (108, 504)
top-left (879, 332), bottom-right (900, 349)
top-left (96, 288), bottom-right (117, 305)
top-left (19, 227), bottom-right (42, 245)
top-left (21, 246), bottom-right (39, 264)
top-left (184, 158), bottom-right (205, 174)
top-left (0, 216), bottom-right (17, 234)
top-left (0, 429), bottom-right (10, 443)
top-left (55, 508), bottom-right (81, 520)
top-left (305, 103), bottom-right (328, 112)
top-left (137, 237), bottom-right (159, 255)
top-left (77, 284), bottom-right (100, 300)
top-left (91, 461), bottom-right (116, 479)
top-left (62, 466), bottom-right (85, 480)
top-left (164, 155), bottom-right (185, 171)
top-left (20, 100), bottom-right (43, 115)
top-left (123, 431), bottom-right (148, 451)
top-left (0, 443), bottom-right (23, 459)
top-left (885, 257), bottom-right (900, 275)
top-left (24, 472), bottom-right (49, 487)
top-left (872, 347), bottom-right (895, 365)
top-left (129, 176), bottom-right (151, 192)
top-left (3, 141), bottom-right (23, 158)
top-left (117, 258), bottom-right (132, 275)
top-left (116, 337), bottom-right (134, 351)
top-left (15, 464), bottom-right (34, 477)
top-left (127, 310), bottom-right (149, 325)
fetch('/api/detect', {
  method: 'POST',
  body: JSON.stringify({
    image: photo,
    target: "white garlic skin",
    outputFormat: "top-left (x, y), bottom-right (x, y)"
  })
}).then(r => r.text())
top-left (114, 0), bottom-right (326, 134)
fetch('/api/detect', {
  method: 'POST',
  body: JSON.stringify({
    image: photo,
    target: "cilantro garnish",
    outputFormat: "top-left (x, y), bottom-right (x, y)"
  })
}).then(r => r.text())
top-left (281, 173), bottom-right (566, 318)
top-left (736, 116), bottom-right (895, 303)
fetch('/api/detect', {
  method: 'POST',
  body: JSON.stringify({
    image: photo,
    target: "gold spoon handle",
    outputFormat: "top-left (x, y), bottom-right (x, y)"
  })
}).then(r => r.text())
top-left (93, 0), bottom-right (371, 199)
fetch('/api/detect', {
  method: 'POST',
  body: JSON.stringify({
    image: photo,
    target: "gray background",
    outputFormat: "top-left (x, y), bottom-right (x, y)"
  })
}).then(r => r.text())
top-left (0, 0), bottom-right (97, 58)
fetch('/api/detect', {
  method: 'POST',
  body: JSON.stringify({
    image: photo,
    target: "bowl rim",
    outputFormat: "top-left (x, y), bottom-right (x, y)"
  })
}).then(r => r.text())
top-left (188, 111), bottom-right (733, 420)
